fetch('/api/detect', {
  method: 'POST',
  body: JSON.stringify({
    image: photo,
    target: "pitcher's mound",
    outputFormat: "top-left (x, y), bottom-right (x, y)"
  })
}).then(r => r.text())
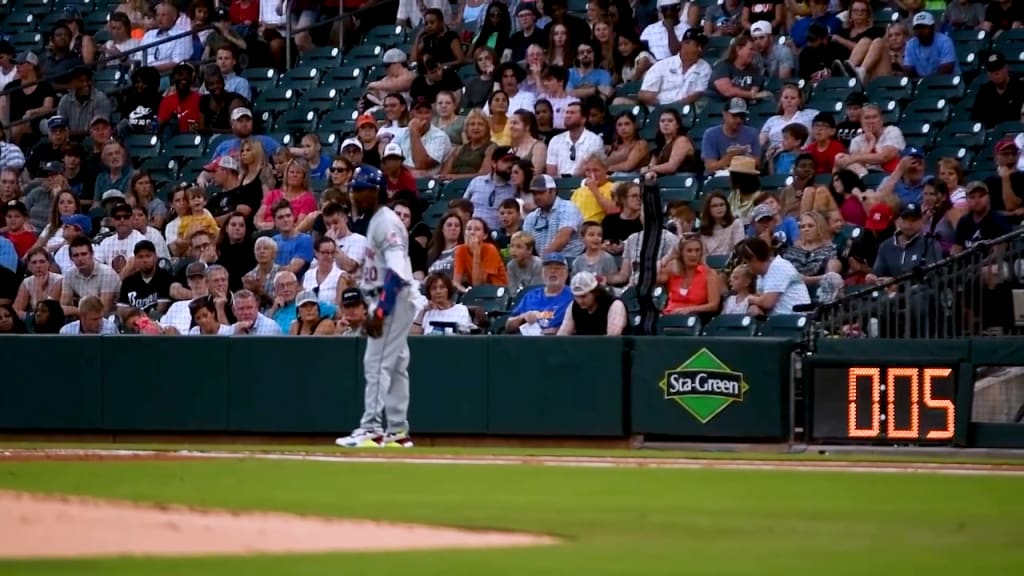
top-left (0, 491), bottom-right (555, 558)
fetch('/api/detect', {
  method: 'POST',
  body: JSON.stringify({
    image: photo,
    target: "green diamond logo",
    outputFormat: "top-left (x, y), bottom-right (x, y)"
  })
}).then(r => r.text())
top-left (658, 348), bottom-right (749, 424)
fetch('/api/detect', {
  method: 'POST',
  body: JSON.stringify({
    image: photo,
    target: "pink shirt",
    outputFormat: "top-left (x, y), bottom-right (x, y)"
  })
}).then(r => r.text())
top-left (261, 189), bottom-right (317, 225)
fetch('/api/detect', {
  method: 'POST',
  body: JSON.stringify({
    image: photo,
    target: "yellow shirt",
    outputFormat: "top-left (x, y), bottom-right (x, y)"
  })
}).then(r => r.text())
top-left (570, 180), bottom-right (616, 223)
top-left (490, 119), bottom-right (511, 146)
top-left (178, 213), bottom-right (220, 241)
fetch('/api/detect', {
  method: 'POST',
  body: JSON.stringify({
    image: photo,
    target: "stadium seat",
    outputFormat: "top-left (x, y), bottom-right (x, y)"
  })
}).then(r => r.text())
top-left (900, 118), bottom-right (936, 149)
top-left (279, 66), bottom-right (321, 92)
top-left (916, 75), bottom-right (965, 101)
top-left (903, 96), bottom-right (951, 123)
top-left (322, 66), bottom-right (365, 93)
top-left (510, 284), bottom-right (544, 312)
top-left (365, 25), bottom-right (406, 48)
top-left (812, 76), bottom-right (861, 100)
top-left (614, 80), bottom-right (642, 100)
top-left (254, 86), bottom-right (296, 118)
top-left (938, 121), bottom-right (985, 150)
top-left (651, 103), bottom-right (695, 129)
top-left (950, 29), bottom-right (988, 44)
top-left (757, 314), bottom-right (810, 341)
top-left (925, 146), bottom-right (971, 173)
top-left (242, 67), bottom-right (280, 97)
top-left (862, 172), bottom-right (887, 189)
top-left (163, 134), bottom-right (207, 160)
top-left (93, 68), bottom-right (126, 94)
top-left (277, 108), bottom-right (318, 133)
top-left (8, 31), bottom-right (42, 53)
top-left (759, 174), bottom-right (792, 195)
top-left (299, 46), bottom-right (342, 68)
top-left (990, 121), bottom-right (1024, 141)
top-left (705, 254), bottom-right (730, 270)
top-left (555, 177), bottom-right (582, 199)
top-left (703, 314), bottom-right (758, 337)
top-left (179, 157), bottom-right (208, 182)
top-left (416, 178), bottom-right (438, 201)
top-left (421, 201), bottom-right (449, 228)
top-left (437, 179), bottom-right (471, 202)
top-left (865, 75), bottom-right (912, 103)
top-left (82, 10), bottom-right (111, 34)
top-left (125, 134), bottom-right (161, 163)
top-left (994, 28), bottom-right (1024, 52)
top-left (702, 176), bottom-right (731, 195)
top-left (805, 96), bottom-right (843, 115)
top-left (304, 86), bottom-right (341, 109)
top-left (657, 313), bottom-right (702, 336)
top-left (460, 285), bottom-right (510, 315)
top-left (658, 173), bottom-right (699, 204)
top-left (138, 156), bottom-right (178, 183)
top-left (316, 132), bottom-right (339, 154)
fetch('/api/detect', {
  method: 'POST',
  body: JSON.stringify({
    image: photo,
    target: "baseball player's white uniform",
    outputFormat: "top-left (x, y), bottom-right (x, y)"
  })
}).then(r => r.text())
top-left (355, 205), bottom-right (416, 444)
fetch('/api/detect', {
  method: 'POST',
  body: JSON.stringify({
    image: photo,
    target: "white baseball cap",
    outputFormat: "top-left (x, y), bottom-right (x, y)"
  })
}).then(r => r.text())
top-left (912, 12), bottom-right (935, 27)
top-left (217, 155), bottom-right (240, 172)
top-left (341, 137), bottom-right (362, 151)
top-left (382, 48), bottom-right (407, 65)
top-left (383, 142), bottom-right (404, 159)
top-left (530, 174), bottom-right (556, 190)
top-left (656, 0), bottom-right (681, 7)
top-left (751, 21), bottom-right (772, 37)
top-left (570, 272), bottom-right (599, 296)
top-left (230, 107), bottom-right (253, 121)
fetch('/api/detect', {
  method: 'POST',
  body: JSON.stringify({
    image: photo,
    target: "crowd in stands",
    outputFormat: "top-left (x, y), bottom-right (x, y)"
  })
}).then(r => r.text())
top-left (0, 0), bottom-right (1022, 338)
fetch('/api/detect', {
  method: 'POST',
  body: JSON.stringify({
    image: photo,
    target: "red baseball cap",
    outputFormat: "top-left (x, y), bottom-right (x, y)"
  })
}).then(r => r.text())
top-left (995, 137), bottom-right (1020, 155)
top-left (865, 203), bottom-right (894, 231)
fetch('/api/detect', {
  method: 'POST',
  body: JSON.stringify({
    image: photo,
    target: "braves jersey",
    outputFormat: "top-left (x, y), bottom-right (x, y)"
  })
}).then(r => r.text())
top-left (361, 206), bottom-right (413, 291)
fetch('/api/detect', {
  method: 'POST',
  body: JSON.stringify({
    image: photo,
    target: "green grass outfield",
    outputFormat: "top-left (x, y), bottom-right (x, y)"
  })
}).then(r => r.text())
top-left (0, 457), bottom-right (1022, 575)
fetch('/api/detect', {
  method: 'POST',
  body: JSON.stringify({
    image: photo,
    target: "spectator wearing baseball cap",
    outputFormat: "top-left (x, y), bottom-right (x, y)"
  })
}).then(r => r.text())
top-left (7, 51), bottom-right (54, 143)
top-left (57, 66), bottom-right (112, 138)
top-left (365, 49), bottom-right (416, 107)
top-left (381, 142), bottom-right (419, 199)
top-left (983, 137), bottom-right (1024, 219)
top-left (700, 97), bottom-right (761, 175)
top-left (638, 28), bottom-right (713, 108)
top-left (505, 252), bottom-right (574, 334)
top-left (25, 116), bottom-right (69, 179)
top-left (864, 202), bottom-right (896, 241)
top-left (463, 146), bottom-right (517, 230)
top-left (877, 145), bottom-right (928, 205)
top-left (2, 200), bottom-right (36, 257)
top-left (289, 290), bottom-right (338, 336)
top-left (972, 51), bottom-right (1024, 129)
top-left (867, 201), bottom-right (940, 282)
top-left (95, 201), bottom-right (148, 273)
top-left (116, 239), bottom-right (173, 318)
top-left (905, 11), bottom-right (959, 77)
top-left (395, 95), bottom-right (452, 177)
top-left (557, 271), bottom-right (627, 336)
top-left (954, 181), bottom-right (1013, 255)
top-left (160, 261), bottom-right (211, 334)
top-left (523, 174), bottom-right (585, 257)
top-left (209, 107), bottom-right (281, 160)
top-left (337, 287), bottom-right (369, 337)
top-left (749, 21), bottom-right (796, 81)
top-left (53, 214), bottom-right (92, 274)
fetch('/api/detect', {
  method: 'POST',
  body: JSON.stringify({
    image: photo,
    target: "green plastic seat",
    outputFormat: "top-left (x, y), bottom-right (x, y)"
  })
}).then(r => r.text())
top-left (460, 284), bottom-right (511, 315)
top-left (757, 314), bottom-right (810, 341)
top-left (657, 313), bottom-right (702, 336)
top-left (704, 314), bottom-right (759, 337)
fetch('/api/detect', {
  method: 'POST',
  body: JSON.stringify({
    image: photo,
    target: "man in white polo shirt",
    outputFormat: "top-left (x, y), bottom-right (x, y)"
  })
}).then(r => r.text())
top-left (639, 28), bottom-right (712, 107)
top-left (640, 0), bottom-right (689, 61)
top-left (546, 102), bottom-right (604, 177)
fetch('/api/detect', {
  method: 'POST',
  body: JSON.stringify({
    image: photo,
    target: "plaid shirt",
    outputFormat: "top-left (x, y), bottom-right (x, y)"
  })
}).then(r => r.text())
top-left (522, 197), bottom-right (585, 257)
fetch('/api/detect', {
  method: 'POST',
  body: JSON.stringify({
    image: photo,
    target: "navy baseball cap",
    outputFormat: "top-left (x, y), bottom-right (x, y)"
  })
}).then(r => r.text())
top-left (341, 288), bottom-right (364, 306)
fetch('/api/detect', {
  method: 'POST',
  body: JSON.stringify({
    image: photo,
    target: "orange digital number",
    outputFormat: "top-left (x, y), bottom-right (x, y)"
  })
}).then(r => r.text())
top-left (887, 368), bottom-right (919, 439)
top-left (848, 368), bottom-right (881, 438)
top-left (923, 368), bottom-right (955, 440)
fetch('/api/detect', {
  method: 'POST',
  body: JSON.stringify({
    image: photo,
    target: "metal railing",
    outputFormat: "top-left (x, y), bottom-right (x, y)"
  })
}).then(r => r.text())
top-left (815, 225), bottom-right (1024, 340)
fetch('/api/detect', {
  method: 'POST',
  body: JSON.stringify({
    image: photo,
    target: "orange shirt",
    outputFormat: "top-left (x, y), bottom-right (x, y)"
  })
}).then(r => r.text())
top-left (453, 243), bottom-right (508, 287)
top-left (663, 265), bottom-right (710, 313)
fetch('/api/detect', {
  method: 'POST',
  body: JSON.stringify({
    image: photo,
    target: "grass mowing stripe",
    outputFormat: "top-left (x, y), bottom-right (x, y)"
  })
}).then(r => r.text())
top-left (0, 459), bottom-right (1021, 575)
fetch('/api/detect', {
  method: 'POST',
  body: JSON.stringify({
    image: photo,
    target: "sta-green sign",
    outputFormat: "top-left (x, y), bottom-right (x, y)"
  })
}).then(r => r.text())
top-left (659, 348), bottom-right (749, 423)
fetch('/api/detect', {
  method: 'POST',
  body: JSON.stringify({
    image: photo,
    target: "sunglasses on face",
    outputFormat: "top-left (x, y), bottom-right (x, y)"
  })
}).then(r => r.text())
top-left (330, 166), bottom-right (349, 173)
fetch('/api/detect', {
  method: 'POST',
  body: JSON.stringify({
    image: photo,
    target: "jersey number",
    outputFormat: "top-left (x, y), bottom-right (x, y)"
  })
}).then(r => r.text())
top-left (365, 266), bottom-right (378, 282)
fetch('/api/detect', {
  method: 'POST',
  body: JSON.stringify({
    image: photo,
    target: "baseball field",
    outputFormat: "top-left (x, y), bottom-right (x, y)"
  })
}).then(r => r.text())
top-left (0, 446), bottom-right (1022, 575)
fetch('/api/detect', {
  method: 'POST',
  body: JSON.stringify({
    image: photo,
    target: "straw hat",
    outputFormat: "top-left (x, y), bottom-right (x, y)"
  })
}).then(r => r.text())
top-left (727, 155), bottom-right (759, 175)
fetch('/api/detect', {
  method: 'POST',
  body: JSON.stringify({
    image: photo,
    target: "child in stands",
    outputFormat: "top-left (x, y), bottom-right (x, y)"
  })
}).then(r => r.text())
top-left (571, 221), bottom-right (617, 283)
top-left (506, 230), bottom-right (543, 292)
top-left (768, 123), bottom-right (808, 176)
top-left (803, 112), bottom-right (846, 175)
top-left (722, 264), bottom-right (756, 314)
top-left (178, 187), bottom-right (220, 241)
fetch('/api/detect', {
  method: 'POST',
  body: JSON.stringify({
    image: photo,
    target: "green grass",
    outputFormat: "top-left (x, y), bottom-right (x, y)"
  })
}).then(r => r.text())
top-left (0, 459), bottom-right (1021, 575)
top-left (4, 441), bottom-right (1024, 465)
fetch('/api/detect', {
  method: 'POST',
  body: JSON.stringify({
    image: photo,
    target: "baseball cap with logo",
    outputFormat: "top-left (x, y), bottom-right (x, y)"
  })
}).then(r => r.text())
top-left (751, 204), bottom-right (776, 222)
top-left (230, 107), bottom-right (253, 121)
top-left (681, 28), bottom-right (707, 45)
top-left (341, 288), bottom-right (364, 307)
top-left (217, 155), bottom-right (240, 172)
top-left (383, 142), bottom-right (404, 159)
top-left (985, 51), bottom-right (1008, 72)
top-left (901, 145), bottom-right (924, 158)
top-left (43, 160), bottom-right (64, 174)
top-left (542, 252), bottom-right (567, 266)
top-left (47, 115), bottom-right (69, 130)
top-left (750, 21), bottom-right (772, 37)
top-left (865, 202), bottom-right (894, 231)
top-left (966, 180), bottom-right (989, 195)
top-left (382, 48), bottom-right (407, 65)
top-left (570, 271), bottom-right (599, 296)
top-left (530, 174), bottom-right (556, 191)
top-left (912, 11), bottom-right (935, 27)
top-left (726, 97), bottom-right (748, 115)
top-left (356, 113), bottom-right (377, 129)
top-left (900, 203), bottom-right (923, 219)
top-left (61, 214), bottom-right (92, 234)
top-left (341, 137), bottom-right (362, 151)
top-left (133, 240), bottom-right (157, 255)
top-left (4, 199), bottom-right (27, 216)
top-left (90, 115), bottom-right (111, 127)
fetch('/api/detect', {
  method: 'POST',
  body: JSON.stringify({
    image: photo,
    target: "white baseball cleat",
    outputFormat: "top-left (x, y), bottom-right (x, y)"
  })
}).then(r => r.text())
top-left (335, 429), bottom-right (384, 448)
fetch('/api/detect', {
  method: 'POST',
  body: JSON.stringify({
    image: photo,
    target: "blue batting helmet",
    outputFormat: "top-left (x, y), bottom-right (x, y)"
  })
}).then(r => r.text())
top-left (350, 165), bottom-right (384, 191)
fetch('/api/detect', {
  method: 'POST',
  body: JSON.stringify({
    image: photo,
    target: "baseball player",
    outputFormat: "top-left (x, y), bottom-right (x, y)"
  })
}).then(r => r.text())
top-left (336, 166), bottom-right (417, 449)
